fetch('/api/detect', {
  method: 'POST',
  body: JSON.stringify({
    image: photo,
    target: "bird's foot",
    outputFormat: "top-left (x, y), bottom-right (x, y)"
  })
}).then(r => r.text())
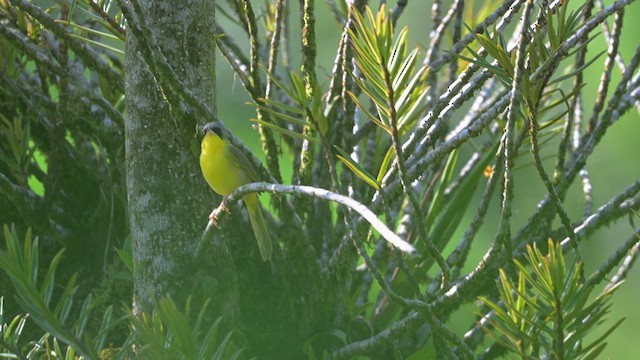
top-left (208, 209), bottom-right (221, 228)
top-left (220, 197), bottom-right (232, 214)
top-left (208, 198), bottom-right (231, 228)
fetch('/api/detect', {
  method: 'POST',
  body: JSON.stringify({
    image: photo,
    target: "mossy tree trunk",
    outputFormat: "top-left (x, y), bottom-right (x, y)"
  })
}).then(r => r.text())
top-left (124, 0), bottom-right (240, 319)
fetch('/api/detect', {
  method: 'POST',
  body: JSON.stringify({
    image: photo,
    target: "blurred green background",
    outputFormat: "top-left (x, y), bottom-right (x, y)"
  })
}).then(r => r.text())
top-left (16, 0), bottom-right (637, 357)
top-left (214, 2), bottom-right (640, 357)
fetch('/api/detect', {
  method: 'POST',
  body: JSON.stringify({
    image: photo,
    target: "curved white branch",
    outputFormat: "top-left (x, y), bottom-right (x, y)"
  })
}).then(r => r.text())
top-left (215, 182), bottom-right (416, 254)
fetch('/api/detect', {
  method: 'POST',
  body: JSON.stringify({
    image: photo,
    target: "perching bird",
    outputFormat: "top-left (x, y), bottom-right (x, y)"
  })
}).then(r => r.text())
top-left (199, 122), bottom-right (272, 261)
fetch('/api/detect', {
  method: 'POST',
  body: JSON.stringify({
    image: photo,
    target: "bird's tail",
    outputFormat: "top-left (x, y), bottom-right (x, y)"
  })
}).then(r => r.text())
top-left (245, 194), bottom-right (273, 261)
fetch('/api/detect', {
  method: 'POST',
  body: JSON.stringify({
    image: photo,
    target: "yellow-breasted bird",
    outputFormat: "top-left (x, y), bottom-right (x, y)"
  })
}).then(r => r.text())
top-left (199, 122), bottom-right (273, 261)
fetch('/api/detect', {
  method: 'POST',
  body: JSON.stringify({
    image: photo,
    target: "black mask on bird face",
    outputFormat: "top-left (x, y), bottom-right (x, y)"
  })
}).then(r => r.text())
top-left (202, 122), bottom-right (224, 139)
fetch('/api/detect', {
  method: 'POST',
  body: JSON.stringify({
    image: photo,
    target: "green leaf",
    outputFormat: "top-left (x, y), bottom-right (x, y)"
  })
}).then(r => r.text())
top-left (548, 10), bottom-right (558, 49)
top-left (425, 149), bottom-right (458, 228)
top-left (392, 48), bottom-right (419, 94)
top-left (548, 50), bottom-right (605, 85)
top-left (0, 226), bottom-right (99, 359)
top-left (289, 71), bottom-right (308, 104)
top-left (255, 101), bottom-right (308, 126)
top-left (251, 119), bottom-right (320, 143)
top-left (67, 34), bottom-right (124, 55)
top-left (376, 145), bottom-right (395, 184)
top-left (55, 19), bottom-right (123, 40)
top-left (115, 235), bottom-right (133, 275)
top-left (41, 249), bottom-right (65, 307)
top-left (334, 145), bottom-right (380, 190)
top-left (479, 238), bottom-right (625, 359)
top-left (259, 97), bottom-right (306, 116)
top-left (348, 92), bottom-right (389, 132)
top-left (259, 64), bottom-right (301, 102)
top-left (388, 28), bottom-right (408, 76)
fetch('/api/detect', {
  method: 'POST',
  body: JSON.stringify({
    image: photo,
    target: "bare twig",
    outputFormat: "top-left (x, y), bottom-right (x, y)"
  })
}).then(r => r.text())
top-left (497, 0), bottom-right (534, 273)
top-left (240, 0), bottom-right (282, 182)
top-left (215, 182), bottom-right (416, 254)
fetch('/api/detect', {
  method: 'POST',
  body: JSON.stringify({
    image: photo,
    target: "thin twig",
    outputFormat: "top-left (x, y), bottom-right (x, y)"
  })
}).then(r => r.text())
top-left (241, 0), bottom-right (282, 183)
top-left (380, 46), bottom-right (450, 283)
top-left (586, 229), bottom-right (640, 290)
top-left (587, 8), bottom-right (625, 132)
top-left (296, 0), bottom-right (318, 188)
top-left (448, 0), bottom-right (465, 86)
top-left (0, 22), bottom-right (122, 125)
top-left (596, 0), bottom-right (627, 73)
top-left (390, 0), bottom-right (407, 26)
top-left (215, 26), bottom-right (251, 90)
top-left (349, 224), bottom-right (427, 309)
top-left (265, 0), bottom-right (285, 100)
top-left (8, 0), bottom-right (122, 90)
top-left (558, 181), bottom-right (640, 251)
top-left (87, 0), bottom-right (126, 37)
top-left (497, 0), bottom-right (534, 274)
top-left (604, 232), bottom-right (640, 292)
top-left (447, 140), bottom-right (504, 278)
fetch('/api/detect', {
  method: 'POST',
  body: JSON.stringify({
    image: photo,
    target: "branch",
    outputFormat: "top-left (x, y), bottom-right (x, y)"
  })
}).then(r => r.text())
top-left (496, 0), bottom-right (533, 273)
top-left (0, 22), bottom-right (122, 125)
top-left (8, 0), bottom-right (123, 90)
top-left (240, 0), bottom-right (281, 182)
top-left (215, 26), bottom-right (251, 90)
top-left (86, 0), bottom-right (126, 37)
top-left (528, 0), bottom-right (635, 86)
top-left (214, 183), bottom-right (416, 254)
top-left (332, 310), bottom-right (424, 359)
top-left (446, 179), bottom-right (640, 308)
top-left (587, 7), bottom-right (625, 131)
top-left (559, 182), bottom-right (640, 251)
top-left (380, 44), bottom-right (450, 282)
top-left (296, 0), bottom-right (318, 187)
top-left (590, 229), bottom-right (640, 291)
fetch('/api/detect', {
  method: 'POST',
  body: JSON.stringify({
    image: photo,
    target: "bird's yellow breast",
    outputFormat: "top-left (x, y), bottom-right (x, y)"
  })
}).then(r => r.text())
top-left (199, 132), bottom-right (250, 196)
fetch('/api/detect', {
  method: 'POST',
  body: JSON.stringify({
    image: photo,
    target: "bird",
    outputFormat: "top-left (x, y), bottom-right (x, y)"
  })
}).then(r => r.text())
top-left (199, 122), bottom-right (272, 261)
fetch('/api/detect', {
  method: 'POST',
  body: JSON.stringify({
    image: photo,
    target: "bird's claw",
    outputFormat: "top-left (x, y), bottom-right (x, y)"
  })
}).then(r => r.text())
top-left (209, 210), bottom-right (221, 228)
top-left (208, 197), bottom-right (231, 228)
top-left (220, 197), bottom-right (231, 214)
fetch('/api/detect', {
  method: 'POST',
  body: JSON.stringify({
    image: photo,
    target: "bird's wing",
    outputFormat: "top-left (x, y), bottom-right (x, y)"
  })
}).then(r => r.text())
top-left (228, 145), bottom-right (261, 182)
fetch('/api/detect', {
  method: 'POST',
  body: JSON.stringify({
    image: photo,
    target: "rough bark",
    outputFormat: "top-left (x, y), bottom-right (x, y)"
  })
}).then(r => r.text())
top-left (124, 0), bottom-right (238, 321)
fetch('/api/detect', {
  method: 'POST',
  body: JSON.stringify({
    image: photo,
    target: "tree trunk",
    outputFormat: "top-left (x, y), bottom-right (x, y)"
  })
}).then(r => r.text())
top-left (124, 0), bottom-right (238, 322)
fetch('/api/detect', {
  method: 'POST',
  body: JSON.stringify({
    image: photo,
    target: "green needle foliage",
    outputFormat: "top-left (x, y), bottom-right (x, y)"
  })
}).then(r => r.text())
top-left (0, 225), bottom-right (101, 359)
top-left (480, 239), bottom-right (624, 360)
top-left (348, 4), bottom-right (429, 137)
top-left (0, 226), bottom-right (243, 359)
top-left (130, 298), bottom-right (245, 360)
